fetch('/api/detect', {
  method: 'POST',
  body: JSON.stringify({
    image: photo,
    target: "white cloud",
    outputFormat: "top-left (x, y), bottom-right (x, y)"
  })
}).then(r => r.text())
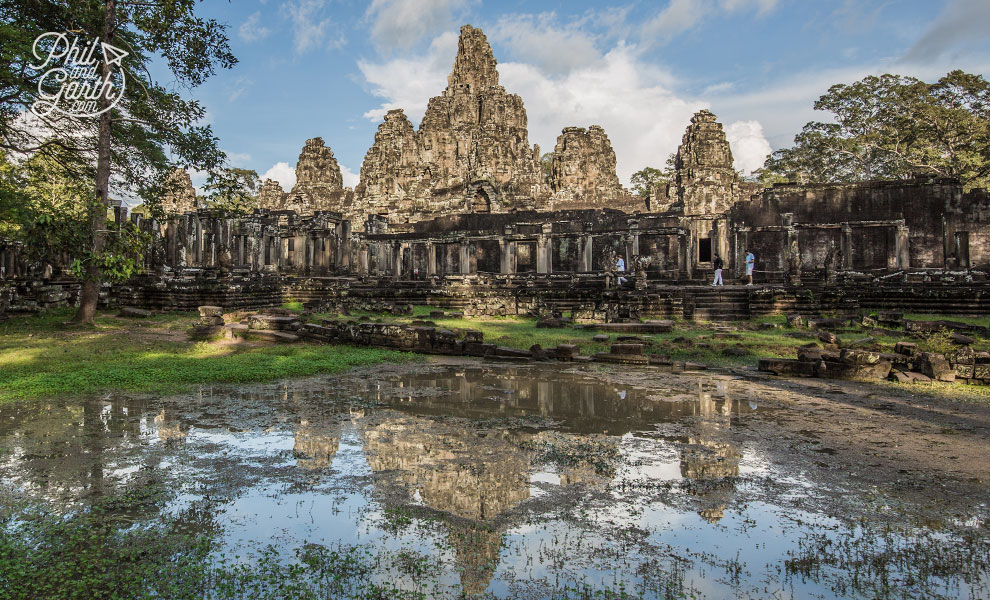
top-left (366, 0), bottom-right (472, 51)
top-left (340, 165), bottom-right (359, 188)
top-left (642, 0), bottom-right (780, 44)
top-left (226, 151), bottom-right (252, 165)
top-left (902, 0), bottom-right (990, 63)
top-left (500, 45), bottom-right (707, 184)
top-left (724, 120), bottom-right (772, 174)
top-left (238, 12), bottom-right (271, 42)
top-left (490, 13), bottom-right (604, 75)
top-left (282, 0), bottom-right (332, 54)
top-left (262, 161), bottom-right (297, 190)
top-left (359, 31), bottom-right (457, 122)
top-left (226, 77), bottom-right (253, 103)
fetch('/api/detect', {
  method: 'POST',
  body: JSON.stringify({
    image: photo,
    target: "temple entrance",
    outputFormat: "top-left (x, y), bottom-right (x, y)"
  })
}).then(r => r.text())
top-left (466, 180), bottom-right (499, 213)
top-left (472, 189), bottom-right (491, 213)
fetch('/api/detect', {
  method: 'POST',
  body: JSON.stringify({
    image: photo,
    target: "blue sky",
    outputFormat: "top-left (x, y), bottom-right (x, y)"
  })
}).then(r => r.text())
top-left (181, 0), bottom-right (990, 191)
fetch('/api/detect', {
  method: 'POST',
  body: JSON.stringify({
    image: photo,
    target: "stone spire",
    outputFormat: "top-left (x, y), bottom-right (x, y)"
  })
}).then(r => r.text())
top-left (256, 178), bottom-right (286, 210)
top-left (349, 24), bottom-right (545, 223)
top-left (286, 137), bottom-right (344, 213)
top-left (161, 168), bottom-right (197, 214)
top-left (549, 125), bottom-right (623, 207)
top-left (674, 109), bottom-right (741, 215)
top-left (446, 24), bottom-right (499, 94)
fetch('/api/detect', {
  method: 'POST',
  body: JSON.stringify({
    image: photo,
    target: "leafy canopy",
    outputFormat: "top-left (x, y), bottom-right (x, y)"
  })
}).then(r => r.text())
top-left (759, 70), bottom-right (990, 190)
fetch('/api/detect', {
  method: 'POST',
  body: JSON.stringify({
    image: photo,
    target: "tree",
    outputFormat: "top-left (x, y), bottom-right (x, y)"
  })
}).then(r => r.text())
top-left (630, 154), bottom-right (676, 207)
top-left (762, 71), bottom-right (990, 190)
top-left (0, 0), bottom-right (236, 324)
top-left (0, 146), bottom-right (149, 281)
top-left (204, 167), bottom-right (259, 216)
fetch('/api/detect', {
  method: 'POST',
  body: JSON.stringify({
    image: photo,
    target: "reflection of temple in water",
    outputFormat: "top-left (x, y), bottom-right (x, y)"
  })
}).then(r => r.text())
top-left (292, 420), bottom-right (341, 470)
top-left (362, 414), bottom-right (530, 594)
top-left (678, 380), bottom-right (743, 523)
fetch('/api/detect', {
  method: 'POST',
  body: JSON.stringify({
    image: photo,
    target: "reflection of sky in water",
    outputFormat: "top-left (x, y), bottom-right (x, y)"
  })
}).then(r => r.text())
top-left (0, 365), bottom-right (985, 599)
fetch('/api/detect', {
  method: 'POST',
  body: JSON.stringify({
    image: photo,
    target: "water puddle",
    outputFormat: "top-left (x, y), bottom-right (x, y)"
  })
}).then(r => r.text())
top-left (1, 364), bottom-right (986, 598)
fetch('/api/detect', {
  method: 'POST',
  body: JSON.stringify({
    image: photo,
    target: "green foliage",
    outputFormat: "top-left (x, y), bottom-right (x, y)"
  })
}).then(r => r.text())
top-left (0, 483), bottom-right (215, 600)
top-left (763, 71), bottom-right (990, 190)
top-left (0, 309), bottom-right (415, 402)
top-left (920, 327), bottom-right (955, 355)
top-left (204, 167), bottom-right (260, 216)
top-left (630, 154), bottom-right (676, 207)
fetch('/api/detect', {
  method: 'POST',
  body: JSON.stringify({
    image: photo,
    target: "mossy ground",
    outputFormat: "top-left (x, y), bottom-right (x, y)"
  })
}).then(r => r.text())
top-left (0, 307), bottom-right (414, 404)
top-left (4, 304), bottom-right (989, 404)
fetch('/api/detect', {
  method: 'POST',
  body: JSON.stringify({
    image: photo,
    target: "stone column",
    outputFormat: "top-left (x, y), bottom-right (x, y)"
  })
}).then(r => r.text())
top-left (841, 224), bottom-right (853, 269)
top-left (427, 243), bottom-right (437, 276)
top-left (394, 242), bottom-right (404, 279)
top-left (358, 243), bottom-right (369, 275)
top-left (459, 240), bottom-right (471, 275)
top-left (579, 234), bottom-right (593, 272)
top-left (896, 224), bottom-right (910, 269)
top-left (786, 226), bottom-right (801, 284)
top-left (537, 224), bottom-right (552, 274)
top-left (678, 231), bottom-right (690, 280)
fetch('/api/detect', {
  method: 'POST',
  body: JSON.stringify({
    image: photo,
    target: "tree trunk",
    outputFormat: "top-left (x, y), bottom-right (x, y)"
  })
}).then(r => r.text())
top-left (71, 0), bottom-right (116, 325)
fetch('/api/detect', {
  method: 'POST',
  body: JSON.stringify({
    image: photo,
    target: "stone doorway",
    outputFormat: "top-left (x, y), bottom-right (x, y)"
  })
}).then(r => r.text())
top-left (465, 180), bottom-right (499, 213)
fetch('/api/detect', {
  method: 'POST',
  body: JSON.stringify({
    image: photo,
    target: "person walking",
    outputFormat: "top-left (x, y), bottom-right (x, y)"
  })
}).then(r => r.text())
top-left (711, 253), bottom-right (724, 286)
top-left (745, 249), bottom-right (755, 286)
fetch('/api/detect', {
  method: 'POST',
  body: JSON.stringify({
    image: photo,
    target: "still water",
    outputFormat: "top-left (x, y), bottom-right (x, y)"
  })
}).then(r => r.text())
top-left (0, 364), bottom-right (986, 598)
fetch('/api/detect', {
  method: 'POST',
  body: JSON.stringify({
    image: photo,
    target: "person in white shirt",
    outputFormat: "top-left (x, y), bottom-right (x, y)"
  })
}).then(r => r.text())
top-left (616, 256), bottom-right (627, 287)
top-left (745, 250), bottom-right (755, 285)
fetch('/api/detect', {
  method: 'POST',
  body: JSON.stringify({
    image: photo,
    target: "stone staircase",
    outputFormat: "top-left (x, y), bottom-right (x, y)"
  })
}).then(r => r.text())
top-left (684, 287), bottom-right (751, 321)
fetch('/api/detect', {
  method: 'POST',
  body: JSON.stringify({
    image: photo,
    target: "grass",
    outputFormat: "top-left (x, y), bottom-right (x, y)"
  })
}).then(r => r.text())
top-left (0, 308), bottom-right (414, 403)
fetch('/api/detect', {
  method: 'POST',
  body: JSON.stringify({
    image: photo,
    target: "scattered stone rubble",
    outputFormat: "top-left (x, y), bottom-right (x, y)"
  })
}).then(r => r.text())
top-left (759, 311), bottom-right (990, 385)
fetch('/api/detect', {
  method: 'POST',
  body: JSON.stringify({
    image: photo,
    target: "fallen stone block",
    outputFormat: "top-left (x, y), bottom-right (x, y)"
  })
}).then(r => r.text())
top-left (951, 332), bottom-right (975, 345)
top-left (894, 342), bottom-right (918, 356)
top-left (463, 330), bottom-right (484, 343)
top-left (494, 346), bottom-right (531, 359)
top-left (592, 334), bottom-right (610, 343)
top-left (529, 344), bottom-right (549, 360)
top-left (818, 331), bottom-right (841, 346)
top-left (119, 306), bottom-right (153, 318)
top-left (429, 310), bottom-right (445, 318)
top-left (759, 358), bottom-right (817, 377)
top-left (249, 314), bottom-right (302, 331)
top-left (820, 359), bottom-right (891, 380)
top-left (808, 317), bottom-right (848, 330)
top-left (200, 316), bottom-right (224, 326)
top-left (876, 311), bottom-right (904, 326)
top-left (198, 305), bottom-right (223, 318)
top-left (786, 314), bottom-right (804, 328)
top-left (916, 352), bottom-right (955, 382)
top-left (553, 344), bottom-right (580, 360)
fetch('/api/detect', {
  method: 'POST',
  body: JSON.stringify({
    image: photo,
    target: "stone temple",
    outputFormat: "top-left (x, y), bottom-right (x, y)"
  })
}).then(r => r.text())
top-left (3, 24), bottom-right (990, 320)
